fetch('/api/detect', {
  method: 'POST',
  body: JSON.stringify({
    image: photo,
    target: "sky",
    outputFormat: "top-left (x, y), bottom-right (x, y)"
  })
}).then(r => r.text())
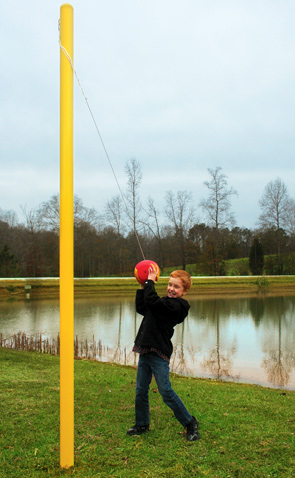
top-left (1, 0), bottom-right (295, 229)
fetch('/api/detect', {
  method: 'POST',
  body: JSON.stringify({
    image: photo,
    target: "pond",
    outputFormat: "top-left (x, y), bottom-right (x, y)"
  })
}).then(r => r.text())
top-left (0, 294), bottom-right (295, 390)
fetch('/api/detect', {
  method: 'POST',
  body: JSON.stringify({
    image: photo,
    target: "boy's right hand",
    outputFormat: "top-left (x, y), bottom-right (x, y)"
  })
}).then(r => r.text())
top-left (147, 267), bottom-right (157, 282)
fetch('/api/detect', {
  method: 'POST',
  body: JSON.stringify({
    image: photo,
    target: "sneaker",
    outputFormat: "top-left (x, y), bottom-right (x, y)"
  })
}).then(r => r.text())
top-left (186, 416), bottom-right (200, 441)
top-left (127, 424), bottom-right (149, 436)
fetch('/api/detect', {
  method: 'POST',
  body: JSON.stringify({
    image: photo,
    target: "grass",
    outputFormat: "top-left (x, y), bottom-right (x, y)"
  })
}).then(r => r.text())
top-left (1, 275), bottom-right (295, 300)
top-left (1, 348), bottom-right (295, 477)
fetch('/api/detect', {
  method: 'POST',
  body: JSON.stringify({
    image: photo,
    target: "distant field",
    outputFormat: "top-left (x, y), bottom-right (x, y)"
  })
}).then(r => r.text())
top-left (0, 275), bottom-right (294, 300)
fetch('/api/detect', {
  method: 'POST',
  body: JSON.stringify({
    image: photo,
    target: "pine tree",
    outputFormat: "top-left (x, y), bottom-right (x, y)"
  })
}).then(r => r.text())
top-left (249, 237), bottom-right (264, 275)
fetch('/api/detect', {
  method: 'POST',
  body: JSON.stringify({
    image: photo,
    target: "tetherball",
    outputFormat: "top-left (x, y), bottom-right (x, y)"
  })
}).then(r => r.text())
top-left (134, 260), bottom-right (160, 285)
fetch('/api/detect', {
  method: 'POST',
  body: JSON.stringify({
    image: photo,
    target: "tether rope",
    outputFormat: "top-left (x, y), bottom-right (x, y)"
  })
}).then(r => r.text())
top-left (58, 27), bottom-right (145, 260)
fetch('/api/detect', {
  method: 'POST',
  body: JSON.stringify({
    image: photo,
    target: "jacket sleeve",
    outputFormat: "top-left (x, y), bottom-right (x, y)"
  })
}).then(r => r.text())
top-left (135, 289), bottom-right (147, 316)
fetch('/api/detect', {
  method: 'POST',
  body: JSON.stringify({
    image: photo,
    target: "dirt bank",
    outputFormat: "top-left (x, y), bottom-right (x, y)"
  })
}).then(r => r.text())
top-left (0, 276), bottom-right (294, 300)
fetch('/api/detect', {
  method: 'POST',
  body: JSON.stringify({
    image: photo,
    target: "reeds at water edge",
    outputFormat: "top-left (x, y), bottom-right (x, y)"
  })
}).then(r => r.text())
top-left (0, 331), bottom-right (133, 365)
top-left (0, 331), bottom-right (193, 375)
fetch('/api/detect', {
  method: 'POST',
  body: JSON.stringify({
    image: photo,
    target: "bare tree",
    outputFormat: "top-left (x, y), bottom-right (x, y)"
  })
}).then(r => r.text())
top-left (124, 158), bottom-right (144, 262)
top-left (200, 167), bottom-right (237, 230)
top-left (165, 190), bottom-right (195, 270)
top-left (141, 197), bottom-right (164, 268)
top-left (284, 199), bottom-right (295, 237)
top-left (258, 178), bottom-right (291, 231)
top-left (105, 195), bottom-right (125, 236)
top-left (105, 195), bottom-right (126, 275)
top-left (199, 167), bottom-right (237, 275)
top-left (0, 208), bottom-right (18, 228)
top-left (124, 158), bottom-right (142, 233)
top-left (20, 206), bottom-right (45, 276)
top-left (37, 194), bottom-right (101, 233)
top-left (21, 205), bottom-right (42, 233)
top-left (37, 195), bottom-right (60, 233)
top-left (258, 178), bottom-right (292, 270)
top-left (74, 196), bottom-right (101, 231)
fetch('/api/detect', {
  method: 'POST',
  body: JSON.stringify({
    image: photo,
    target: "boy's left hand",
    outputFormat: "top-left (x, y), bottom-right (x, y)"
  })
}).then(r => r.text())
top-left (147, 267), bottom-right (157, 282)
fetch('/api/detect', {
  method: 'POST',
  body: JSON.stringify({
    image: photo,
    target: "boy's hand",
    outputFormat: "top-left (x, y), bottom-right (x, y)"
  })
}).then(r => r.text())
top-left (147, 267), bottom-right (157, 282)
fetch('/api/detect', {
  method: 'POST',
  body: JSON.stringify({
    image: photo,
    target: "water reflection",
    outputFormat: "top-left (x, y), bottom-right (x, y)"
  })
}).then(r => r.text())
top-left (260, 297), bottom-right (295, 388)
top-left (199, 300), bottom-right (239, 381)
top-left (0, 294), bottom-right (295, 390)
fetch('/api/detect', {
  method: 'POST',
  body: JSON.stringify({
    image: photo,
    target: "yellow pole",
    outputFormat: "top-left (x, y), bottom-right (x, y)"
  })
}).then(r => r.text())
top-left (59, 3), bottom-right (74, 469)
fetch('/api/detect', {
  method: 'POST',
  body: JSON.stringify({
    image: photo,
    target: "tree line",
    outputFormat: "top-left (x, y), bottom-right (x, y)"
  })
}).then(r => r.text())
top-left (0, 162), bottom-right (295, 277)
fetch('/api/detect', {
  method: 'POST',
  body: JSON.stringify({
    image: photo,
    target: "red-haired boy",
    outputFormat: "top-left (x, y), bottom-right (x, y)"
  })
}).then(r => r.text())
top-left (127, 269), bottom-right (200, 441)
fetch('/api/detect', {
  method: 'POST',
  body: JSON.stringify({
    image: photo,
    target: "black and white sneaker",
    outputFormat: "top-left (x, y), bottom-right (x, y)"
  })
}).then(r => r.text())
top-left (186, 416), bottom-right (200, 441)
top-left (127, 424), bottom-right (150, 436)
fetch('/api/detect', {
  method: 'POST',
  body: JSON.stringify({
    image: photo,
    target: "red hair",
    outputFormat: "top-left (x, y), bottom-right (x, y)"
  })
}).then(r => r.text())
top-left (170, 270), bottom-right (192, 291)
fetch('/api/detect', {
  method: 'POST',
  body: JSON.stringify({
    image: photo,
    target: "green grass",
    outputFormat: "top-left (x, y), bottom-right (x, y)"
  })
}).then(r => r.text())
top-left (224, 257), bottom-right (250, 276)
top-left (1, 348), bottom-right (294, 477)
top-left (1, 275), bottom-right (295, 301)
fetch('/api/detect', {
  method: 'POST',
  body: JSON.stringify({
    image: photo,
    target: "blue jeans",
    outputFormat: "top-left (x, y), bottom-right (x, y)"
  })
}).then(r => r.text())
top-left (135, 353), bottom-right (193, 427)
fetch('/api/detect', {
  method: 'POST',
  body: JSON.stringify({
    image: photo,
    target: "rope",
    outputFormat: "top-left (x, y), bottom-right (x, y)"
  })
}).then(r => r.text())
top-left (58, 29), bottom-right (145, 260)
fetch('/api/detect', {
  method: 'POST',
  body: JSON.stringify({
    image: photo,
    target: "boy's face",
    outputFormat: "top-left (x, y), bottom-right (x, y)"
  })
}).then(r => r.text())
top-left (167, 277), bottom-right (187, 298)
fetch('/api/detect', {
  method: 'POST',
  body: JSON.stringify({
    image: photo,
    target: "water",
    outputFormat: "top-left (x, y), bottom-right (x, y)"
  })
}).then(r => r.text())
top-left (0, 294), bottom-right (295, 390)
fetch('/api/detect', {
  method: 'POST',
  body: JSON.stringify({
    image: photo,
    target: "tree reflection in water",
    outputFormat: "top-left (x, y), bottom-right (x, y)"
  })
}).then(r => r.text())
top-left (200, 300), bottom-right (239, 381)
top-left (261, 297), bottom-right (295, 388)
top-left (170, 321), bottom-right (200, 376)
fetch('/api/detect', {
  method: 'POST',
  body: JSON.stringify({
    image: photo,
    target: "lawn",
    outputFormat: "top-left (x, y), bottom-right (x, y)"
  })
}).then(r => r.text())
top-left (1, 348), bottom-right (294, 477)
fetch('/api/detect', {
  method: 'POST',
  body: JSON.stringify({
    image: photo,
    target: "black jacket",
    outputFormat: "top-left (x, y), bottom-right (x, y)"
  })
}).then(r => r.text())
top-left (134, 280), bottom-right (190, 359)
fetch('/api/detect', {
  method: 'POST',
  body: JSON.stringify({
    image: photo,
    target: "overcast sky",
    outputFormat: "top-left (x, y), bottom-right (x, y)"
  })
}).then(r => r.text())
top-left (1, 0), bottom-right (295, 229)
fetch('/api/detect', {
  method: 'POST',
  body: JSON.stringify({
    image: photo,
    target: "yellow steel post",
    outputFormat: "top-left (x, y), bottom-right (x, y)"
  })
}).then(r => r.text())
top-left (59, 3), bottom-right (74, 469)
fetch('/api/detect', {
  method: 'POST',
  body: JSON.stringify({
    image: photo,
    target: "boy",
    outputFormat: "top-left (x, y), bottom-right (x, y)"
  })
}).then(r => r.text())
top-left (127, 269), bottom-right (200, 441)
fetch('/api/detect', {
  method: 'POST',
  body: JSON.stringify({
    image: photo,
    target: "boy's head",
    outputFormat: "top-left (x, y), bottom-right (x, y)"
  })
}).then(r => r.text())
top-left (167, 270), bottom-right (192, 298)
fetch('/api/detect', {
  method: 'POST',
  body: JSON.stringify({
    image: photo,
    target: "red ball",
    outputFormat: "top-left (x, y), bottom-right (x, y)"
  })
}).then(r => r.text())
top-left (134, 260), bottom-right (160, 285)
